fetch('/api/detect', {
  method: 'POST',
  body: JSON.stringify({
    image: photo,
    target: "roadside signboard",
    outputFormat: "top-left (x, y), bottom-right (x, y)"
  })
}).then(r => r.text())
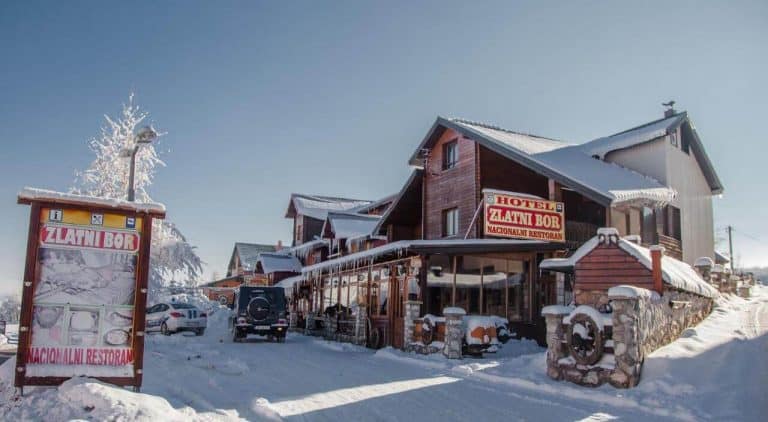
top-left (483, 190), bottom-right (565, 242)
top-left (16, 189), bottom-right (164, 392)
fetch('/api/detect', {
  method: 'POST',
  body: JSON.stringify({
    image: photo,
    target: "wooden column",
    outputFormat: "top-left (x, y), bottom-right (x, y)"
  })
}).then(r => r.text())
top-left (132, 213), bottom-right (154, 389)
top-left (504, 260), bottom-right (509, 321)
top-left (451, 255), bottom-right (458, 307)
top-left (479, 258), bottom-right (484, 315)
top-left (15, 203), bottom-right (41, 387)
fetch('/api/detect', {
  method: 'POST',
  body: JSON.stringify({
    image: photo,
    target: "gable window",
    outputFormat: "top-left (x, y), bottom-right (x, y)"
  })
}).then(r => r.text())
top-left (681, 133), bottom-right (690, 155)
top-left (442, 208), bottom-right (459, 237)
top-left (442, 140), bottom-right (458, 170)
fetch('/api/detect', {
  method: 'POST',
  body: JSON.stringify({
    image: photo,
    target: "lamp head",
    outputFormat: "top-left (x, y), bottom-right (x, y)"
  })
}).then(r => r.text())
top-left (135, 126), bottom-right (157, 144)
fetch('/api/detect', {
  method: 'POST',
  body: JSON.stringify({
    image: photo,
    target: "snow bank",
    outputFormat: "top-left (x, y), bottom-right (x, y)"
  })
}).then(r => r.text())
top-left (0, 373), bottom-right (216, 421)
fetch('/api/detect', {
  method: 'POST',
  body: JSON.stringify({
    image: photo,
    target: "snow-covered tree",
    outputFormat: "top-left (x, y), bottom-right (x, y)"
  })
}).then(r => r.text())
top-left (0, 296), bottom-right (21, 324)
top-left (71, 94), bottom-right (203, 296)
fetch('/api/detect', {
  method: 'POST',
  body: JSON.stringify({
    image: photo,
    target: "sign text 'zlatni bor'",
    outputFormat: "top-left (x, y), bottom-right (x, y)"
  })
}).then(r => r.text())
top-left (483, 190), bottom-right (565, 242)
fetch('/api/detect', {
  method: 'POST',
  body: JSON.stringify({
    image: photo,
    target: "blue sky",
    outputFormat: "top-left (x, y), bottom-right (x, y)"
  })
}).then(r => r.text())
top-left (1, 1), bottom-right (766, 296)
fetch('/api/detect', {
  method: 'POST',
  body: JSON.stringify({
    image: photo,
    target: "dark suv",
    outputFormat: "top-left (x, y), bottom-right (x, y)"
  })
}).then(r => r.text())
top-left (230, 286), bottom-right (288, 343)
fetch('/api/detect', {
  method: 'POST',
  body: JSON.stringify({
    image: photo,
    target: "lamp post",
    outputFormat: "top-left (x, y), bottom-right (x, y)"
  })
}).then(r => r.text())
top-left (123, 126), bottom-right (158, 202)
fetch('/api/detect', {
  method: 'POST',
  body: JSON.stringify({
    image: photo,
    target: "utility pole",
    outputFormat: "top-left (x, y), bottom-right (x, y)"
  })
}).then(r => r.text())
top-left (727, 225), bottom-right (734, 272)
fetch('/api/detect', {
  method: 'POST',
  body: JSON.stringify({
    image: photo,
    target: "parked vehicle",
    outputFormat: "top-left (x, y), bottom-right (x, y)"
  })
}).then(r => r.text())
top-left (146, 302), bottom-right (207, 336)
top-left (230, 286), bottom-right (288, 343)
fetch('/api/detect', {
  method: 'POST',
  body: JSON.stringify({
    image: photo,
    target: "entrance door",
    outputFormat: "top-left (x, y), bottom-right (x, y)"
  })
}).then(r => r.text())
top-left (390, 274), bottom-right (405, 349)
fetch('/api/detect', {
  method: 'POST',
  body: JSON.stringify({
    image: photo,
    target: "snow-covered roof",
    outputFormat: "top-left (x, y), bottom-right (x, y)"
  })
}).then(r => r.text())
top-left (231, 242), bottom-right (276, 272)
top-left (450, 119), bottom-right (571, 155)
top-left (275, 274), bottom-right (304, 294)
top-left (323, 212), bottom-right (381, 239)
top-left (302, 238), bottom-right (557, 274)
top-left (18, 187), bottom-right (166, 215)
top-left (350, 193), bottom-right (397, 214)
top-left (257, 253), bottom-right (302, 274)
top-left (715, 250), bottom-right (730, 264)
top-left (408, 117), bottom-right (676, 207)
top-left (285, 193), bottom-right (372, 221)
top-left (284, 239), bottom-right (329, 259)
top-left (579, 113), bottom-right (687, 159)
top-left (539, 228), bottom-right (718, 298)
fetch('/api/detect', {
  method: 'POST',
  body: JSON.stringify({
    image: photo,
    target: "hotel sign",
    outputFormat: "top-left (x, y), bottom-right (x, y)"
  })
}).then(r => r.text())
top-left (483, 191), bottom-right (565, 242)
top-left (16, 191), bottom-right (164, 392)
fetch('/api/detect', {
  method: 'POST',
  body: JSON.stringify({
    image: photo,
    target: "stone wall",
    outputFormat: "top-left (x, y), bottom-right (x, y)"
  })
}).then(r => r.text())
top-left (544, 286), bottom-right (714, 388)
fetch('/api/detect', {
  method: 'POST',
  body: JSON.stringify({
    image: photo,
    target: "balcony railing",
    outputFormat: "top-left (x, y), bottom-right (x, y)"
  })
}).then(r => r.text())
top-left (565, 221), bottom-right (599, 248)
top-left (653, 234), bottom-right (683, 261)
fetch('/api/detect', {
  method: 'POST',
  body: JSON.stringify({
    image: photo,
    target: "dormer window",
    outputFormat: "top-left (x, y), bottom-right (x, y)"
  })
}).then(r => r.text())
top-left (443, 140), bottom-right (458, 170)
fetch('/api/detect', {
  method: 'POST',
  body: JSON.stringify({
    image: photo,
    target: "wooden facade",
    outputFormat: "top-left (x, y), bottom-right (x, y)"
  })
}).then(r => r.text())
top-left (574, 244), bottom-right (654, 291)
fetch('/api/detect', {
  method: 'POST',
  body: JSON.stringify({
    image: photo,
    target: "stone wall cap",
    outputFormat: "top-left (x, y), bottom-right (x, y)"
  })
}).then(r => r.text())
top-left (596, 227), bottom-right (620, 236)
top-left (608, 285), bottom-right (658, 300)
top-left (694, 257), bottom-right (714, 268)
top-left (443, 307), bottom-right (466, 315)
top-left (541, 305), bottom-right (574, 316)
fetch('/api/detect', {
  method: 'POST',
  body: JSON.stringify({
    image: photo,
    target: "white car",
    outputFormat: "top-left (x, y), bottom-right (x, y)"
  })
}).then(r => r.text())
top-left (146, 302), bottom-right (207, 336)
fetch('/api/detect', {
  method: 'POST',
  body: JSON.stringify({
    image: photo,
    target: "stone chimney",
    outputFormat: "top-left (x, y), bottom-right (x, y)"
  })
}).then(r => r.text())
top-left (650, 245), bottom-right (665, 294)
top-left (663, 100), bottom-right (676, 117)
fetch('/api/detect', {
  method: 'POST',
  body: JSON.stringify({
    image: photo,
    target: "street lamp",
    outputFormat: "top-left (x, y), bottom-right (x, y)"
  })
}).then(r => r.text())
top-left (122, 126), bottom-right (158, 202)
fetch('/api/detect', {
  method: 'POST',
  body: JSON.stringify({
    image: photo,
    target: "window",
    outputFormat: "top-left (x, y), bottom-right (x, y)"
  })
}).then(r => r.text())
top-left (442, 208), bottom-right (459, 237)
top-left (670, 132), bottom-right (679, 147)
top-left (664, 205), bottom-right (682, 241)
top-left (681, 133), bottom-right (690, 154)
top-left (442, 140), bottom-right (458, 170)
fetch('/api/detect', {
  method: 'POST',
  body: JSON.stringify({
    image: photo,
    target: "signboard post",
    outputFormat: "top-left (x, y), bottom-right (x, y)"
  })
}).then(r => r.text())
top-left (483, 189), bottom-right (565, 242)
top-left (15, 189), bottom-right (165, 393)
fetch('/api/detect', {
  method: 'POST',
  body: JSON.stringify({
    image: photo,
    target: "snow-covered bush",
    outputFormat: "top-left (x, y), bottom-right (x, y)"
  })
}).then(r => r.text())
top-left (0, 296), bottom-right (20, 323)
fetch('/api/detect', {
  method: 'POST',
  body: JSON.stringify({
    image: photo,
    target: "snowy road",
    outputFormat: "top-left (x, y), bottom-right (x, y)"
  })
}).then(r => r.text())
top-left (1, 287), bottom-right (767, 421)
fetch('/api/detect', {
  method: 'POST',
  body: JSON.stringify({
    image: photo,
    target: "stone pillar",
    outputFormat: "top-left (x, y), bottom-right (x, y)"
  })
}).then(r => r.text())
top-left (609, 295), bottom-right (642, 388)
top-left (304, 311), bottom-right (315, 335)
top-left (325, 315), bottom-right (336, 340)
top-left (443, 307), bottom-right (465, 359)
top-left (694, 257), bottom-right (714, 283)
top-left (289, 308), bottom-right (298, 330)
top-left (354, 305), bottom-right (367, 345)
top-left (403, 301), bottom-right (422, 349)
top-left (541, 306), bottom-right (571, 380)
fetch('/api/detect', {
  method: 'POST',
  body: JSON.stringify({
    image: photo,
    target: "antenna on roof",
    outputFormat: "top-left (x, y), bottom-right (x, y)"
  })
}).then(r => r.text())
top-left (662, 100), bottom-right (676, 117)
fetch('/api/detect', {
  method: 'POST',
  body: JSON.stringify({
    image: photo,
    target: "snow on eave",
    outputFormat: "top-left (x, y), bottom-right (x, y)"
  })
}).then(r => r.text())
top-left (18, 187), bottom-right (166, 216)
top-left (609, 187), bottom-right (677, 206)
top-left (301, 238), bottom-right (552, 274)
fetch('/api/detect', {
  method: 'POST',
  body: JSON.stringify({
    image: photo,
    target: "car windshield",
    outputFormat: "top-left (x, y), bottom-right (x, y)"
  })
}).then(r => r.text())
top-left (171, 303), bottom-right (196, 309)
